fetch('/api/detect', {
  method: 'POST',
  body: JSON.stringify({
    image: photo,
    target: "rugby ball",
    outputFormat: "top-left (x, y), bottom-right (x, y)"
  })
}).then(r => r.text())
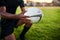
top-left (24, 7), bottom-right (43, 23)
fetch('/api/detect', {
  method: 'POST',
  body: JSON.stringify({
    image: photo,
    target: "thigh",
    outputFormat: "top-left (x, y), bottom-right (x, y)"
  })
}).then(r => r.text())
top-left (1, 25), bottom-right (14, 39)
top-left (1, 19), bottom-right (14, 39)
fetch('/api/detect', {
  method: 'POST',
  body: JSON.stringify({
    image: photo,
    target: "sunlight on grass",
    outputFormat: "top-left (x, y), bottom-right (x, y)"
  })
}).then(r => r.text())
top-left (16, 6), bottom-right (22, 15)
top-left (14, 7), bottom-right (60, 40)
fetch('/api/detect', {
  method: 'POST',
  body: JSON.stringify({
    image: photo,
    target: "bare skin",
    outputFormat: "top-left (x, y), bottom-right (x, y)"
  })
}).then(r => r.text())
top-left (0, 6), bottom-right (29, 19)
top-left (0, 6), bottom-right (32, 40)
top-left (4, 33), bottom-right (16, 40)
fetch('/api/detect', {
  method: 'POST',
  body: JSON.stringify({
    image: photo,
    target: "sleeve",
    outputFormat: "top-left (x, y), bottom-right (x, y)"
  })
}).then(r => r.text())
top-left (18, 0), bottom-right (25, 8)
top-left (0, 0), bottom-right (5, 7)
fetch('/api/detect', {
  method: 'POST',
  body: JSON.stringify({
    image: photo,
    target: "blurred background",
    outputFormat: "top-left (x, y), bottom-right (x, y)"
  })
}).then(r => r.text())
top-left (0, 0), bottom-right (60, 40)
top-left (15, 0), bottom-right (60, 40)
top-left (24, 0), bottom-right (60, 7)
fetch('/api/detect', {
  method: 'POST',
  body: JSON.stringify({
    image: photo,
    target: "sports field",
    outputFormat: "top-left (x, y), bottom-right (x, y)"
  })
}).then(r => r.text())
top-left (14, 7), bottom-right (60, 40)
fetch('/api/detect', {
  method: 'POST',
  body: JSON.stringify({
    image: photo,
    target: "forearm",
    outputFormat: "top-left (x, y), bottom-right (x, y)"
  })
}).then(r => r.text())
top-left (0, 6), bottom-right (20, 19)
top-left (0, 12), bottom-right (19, 19)
top-left (0, 7), bottom-right (26, 20)
top-left (21, 7), bottom-right (26, 14)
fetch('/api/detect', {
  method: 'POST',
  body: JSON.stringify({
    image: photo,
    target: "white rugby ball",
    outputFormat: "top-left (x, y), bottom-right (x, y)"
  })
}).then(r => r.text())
top-left (24, 7), bottom-right (43, 23)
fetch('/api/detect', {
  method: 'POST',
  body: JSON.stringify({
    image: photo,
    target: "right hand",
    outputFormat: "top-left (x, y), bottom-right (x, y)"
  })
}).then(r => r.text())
top-left (18, 14), bottom-right (30, 19)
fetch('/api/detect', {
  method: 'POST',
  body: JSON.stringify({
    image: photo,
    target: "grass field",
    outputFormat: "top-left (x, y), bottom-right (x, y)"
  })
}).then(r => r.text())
top-left (14, 7), bottom-right (60, 40)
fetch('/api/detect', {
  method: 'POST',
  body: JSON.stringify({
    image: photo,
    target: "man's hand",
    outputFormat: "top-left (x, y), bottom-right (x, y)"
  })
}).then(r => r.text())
top-left (16, 17), bottom-right (31, 26)
top-left (16, 13), bottom-right (31, 26)
top-left (17, 13), bottom-right (30, 19)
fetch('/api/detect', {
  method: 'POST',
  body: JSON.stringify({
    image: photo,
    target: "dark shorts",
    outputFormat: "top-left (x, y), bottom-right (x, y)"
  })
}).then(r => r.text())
top-left (1, 18), bottom-right (18, 39)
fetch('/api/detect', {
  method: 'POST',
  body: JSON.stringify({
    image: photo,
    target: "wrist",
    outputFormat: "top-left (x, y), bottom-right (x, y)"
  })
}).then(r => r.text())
top-left (16, 14), bottom-right (21, 19)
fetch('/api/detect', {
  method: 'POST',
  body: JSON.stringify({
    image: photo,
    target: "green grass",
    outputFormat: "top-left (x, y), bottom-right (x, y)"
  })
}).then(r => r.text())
top-left (14, 7), bottom-right (60, 40)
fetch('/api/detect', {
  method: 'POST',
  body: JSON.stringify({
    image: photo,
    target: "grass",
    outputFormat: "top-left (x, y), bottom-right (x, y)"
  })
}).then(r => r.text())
top-left (14, 7), bottom-right (60, 40)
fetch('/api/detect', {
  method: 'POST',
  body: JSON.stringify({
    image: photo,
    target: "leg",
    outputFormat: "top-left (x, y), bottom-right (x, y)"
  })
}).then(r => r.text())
top-left (1, 18), bottom-right (17, 40)
top-left (1, 25), bottom-right (16, 40)
top-left (19, 19), bottom-right (32, 40)
top-left (4, 33), bottom-right (16, 40)
top-left (16, 18), bottom-right (32, 40)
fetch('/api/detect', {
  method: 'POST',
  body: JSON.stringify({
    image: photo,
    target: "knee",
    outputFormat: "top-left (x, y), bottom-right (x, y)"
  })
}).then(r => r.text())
top-left (25, 21), bottom-right (32, 27)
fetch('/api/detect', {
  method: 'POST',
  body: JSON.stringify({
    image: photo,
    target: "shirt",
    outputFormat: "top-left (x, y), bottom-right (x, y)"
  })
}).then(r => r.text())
top-left (0, 0), bottom-right (25, 27)
top-left (0, 0), bottom-right (25, 13)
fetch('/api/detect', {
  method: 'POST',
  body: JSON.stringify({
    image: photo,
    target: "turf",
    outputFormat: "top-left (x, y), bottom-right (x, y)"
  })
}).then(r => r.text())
top-left (14, 7), bottom-right (60, 40)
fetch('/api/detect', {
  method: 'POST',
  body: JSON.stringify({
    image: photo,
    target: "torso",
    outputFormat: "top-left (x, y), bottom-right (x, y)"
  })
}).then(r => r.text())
top-left (4, 0), bottom-right (20, 14)
top-left (1, 0), bottom-right (24, 25)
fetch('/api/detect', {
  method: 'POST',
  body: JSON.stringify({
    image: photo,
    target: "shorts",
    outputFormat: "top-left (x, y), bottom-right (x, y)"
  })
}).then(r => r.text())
top-left (0, 18), bottom-right (18, 39)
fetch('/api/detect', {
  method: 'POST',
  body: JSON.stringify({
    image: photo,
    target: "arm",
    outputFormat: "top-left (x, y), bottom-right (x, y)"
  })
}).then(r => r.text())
top-left (0, 6), bottom-right (27, 19)
top-left (1, 12), bottom-right (20, 19)
top-left (21, 7), bottom-right (26, 14)
top-left (0, 6), bottom-right (20, 19)
top-left (19, 0), bottom-right (26, 14)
